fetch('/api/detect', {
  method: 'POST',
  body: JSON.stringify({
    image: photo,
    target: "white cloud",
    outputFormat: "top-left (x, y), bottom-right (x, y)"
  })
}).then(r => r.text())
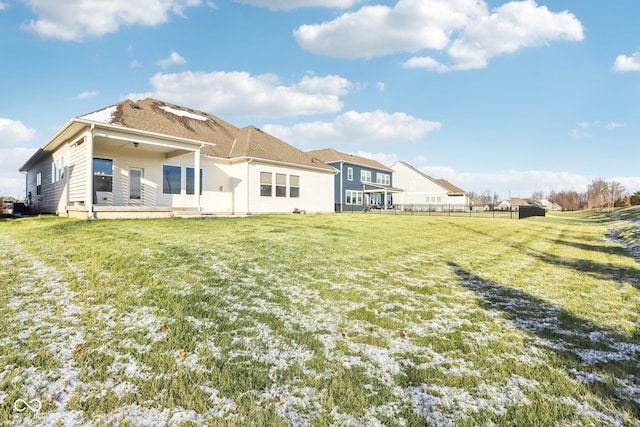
top-left (234, 0), bottom-right (361, 10)
top-left (612, 52), bottom-right (640, 72)
top-left (0, 3), bottom-right (7, 11)
top-left (0, 119), bottom-right (37, 145)
top-left (0, 147), bottom-right (38, 197)
top-left (156, 51), bottom-right (187, 69)
top-left (22, 0), bottom-right (202, 41)
top-left (605, 122), bottom-right (624, 130)
top-left (76, 90), bottom-right (99, 99)
top-left (263, 110), bottom-right (441, 145)
top-left (126, 71), bottom-right (350, 118)
top-left (376, 82), bottom-right (385, 91)
top-left (295, 0), bottom-right (583, 71)
top-left (129, 60), bottom-right (143, 68)
top-left (569, 128), bottom-right (591, 139)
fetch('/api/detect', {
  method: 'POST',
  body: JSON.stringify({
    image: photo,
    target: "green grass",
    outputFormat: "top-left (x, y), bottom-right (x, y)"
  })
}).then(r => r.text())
top-left (1, 210), bottom-right (639, 426)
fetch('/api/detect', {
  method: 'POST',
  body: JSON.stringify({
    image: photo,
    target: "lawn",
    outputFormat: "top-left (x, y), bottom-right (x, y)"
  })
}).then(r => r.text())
top-left (0, 210), bottom-right (639, 426)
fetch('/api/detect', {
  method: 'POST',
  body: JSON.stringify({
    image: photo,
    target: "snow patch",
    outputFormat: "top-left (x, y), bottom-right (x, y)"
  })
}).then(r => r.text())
top-left (160, 105), bottom-right (209, 121)
top-left (80, 105), bottom-right (119, 124)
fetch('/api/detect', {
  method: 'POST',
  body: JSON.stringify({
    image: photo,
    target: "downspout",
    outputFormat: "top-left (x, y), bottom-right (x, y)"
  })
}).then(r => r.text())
top-left (247, 158), bottom-right (252, 215)
top-left (340, 162), bottom-right (343, 212)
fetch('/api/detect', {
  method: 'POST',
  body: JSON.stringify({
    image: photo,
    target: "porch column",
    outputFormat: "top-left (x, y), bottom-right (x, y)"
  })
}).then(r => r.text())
top-left (194, 148), bottom-right (201, 212)
top-left (384, 190), bottom-right (388, 210)
top-left (86, 128), bottom-right (94, 218)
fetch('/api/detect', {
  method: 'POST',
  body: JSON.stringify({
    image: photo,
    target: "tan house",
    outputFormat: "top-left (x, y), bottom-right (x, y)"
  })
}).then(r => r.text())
top-left (19, 98), bottom-right (336, 218)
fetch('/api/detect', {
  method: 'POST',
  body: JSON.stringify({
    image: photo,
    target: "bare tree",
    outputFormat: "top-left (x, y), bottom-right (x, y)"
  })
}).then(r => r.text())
top-left (587, 178), bottom-right (609, 210)
top-left (531, 190), bottom-right (545, 202)
top-left (608, 181), bottom-right (625, 212)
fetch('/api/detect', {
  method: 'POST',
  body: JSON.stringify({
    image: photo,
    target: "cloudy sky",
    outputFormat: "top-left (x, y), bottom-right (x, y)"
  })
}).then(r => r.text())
top-left (1, 0), bottom-right (639, 199)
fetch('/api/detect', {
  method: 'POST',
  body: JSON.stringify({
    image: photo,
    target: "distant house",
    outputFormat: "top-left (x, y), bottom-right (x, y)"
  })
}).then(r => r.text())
top-left (391, 161), bottom-right (469, 211)
top-left (496, 198), bottom-right (537, 211)
top-left (307, 148), bottom-right (402, 212)
top-left (19, 98), bottom-right (336, 218)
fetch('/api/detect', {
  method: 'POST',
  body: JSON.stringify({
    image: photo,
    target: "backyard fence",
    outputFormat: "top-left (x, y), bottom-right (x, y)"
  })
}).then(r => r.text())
top-left (336, 203), bottom-right (545, 219)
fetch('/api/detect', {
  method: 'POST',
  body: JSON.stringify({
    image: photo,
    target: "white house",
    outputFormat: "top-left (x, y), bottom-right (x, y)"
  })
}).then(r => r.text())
top-left (391, 161), bottom-right (470, 211)
top-left (19, 98), bottom-right (336, 218)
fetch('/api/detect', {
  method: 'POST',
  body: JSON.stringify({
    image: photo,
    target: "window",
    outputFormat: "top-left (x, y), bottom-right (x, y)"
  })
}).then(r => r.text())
top-left (376, 173), bottom-right (390, 186)
top-left (36, 172), bottom-right (42, 195)
top-left (346, 190), bottom-right (363, 205)
top-left (163, 165), bottom-right (181, 194)
top-left (361, 170), bottom-right (372, 183)
top-left (347, 167), bottom-right (353, 181)
top-left (52, 157), bottom-right (65, 183)
top-left (260, 172), bottom-right (272, 196)
top-left (93, 158), bottom-right (113, 192)
top-left (290, 175), bottom-right (300, 198)
top-left (186, 168), bottom-right (203, 195)
top-left (275, 174), bottom-right (287, 197)
top-left (130, 168), bottom-right (142, 200)
top-left (58, 157), bottom-right (64, 181)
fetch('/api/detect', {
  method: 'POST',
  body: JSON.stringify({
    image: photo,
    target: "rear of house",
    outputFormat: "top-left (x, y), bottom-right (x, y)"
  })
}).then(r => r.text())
top-left (308, 148), bottom-right (401, 212)
top-left (391, 161), bottom-right (469, 211)
top-left (20, 99), bottom-right (336, 218)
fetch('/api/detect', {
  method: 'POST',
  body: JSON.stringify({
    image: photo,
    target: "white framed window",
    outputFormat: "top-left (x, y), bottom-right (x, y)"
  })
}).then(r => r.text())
top-left (36, 172), bottom-right (42, 195)
top-left (290, 175), bottom-right (300, 198)
top-left (361, 170), bottom-right (372, 183)
top-left (186, 167), bottom-right (203, 195)
top-left (347, 167), bottom-right (353, 181)
top-left (94, 158), bottom-right (114, 192)
top-left (162, 165), bottom-right (181, 194)
top-left (260, 172), bottom-right (272, 196)
top-left (130, 168), bottom-right (143, 200)
top-left (346, 190), bottom-right (363, 205)
top-left (276, 173), bottom-right (287, 197)
top-left (376, 173), bottom-right (390, 186)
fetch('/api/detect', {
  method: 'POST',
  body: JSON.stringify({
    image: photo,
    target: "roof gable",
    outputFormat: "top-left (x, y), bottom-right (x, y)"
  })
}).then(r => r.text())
top-left (307, 148), bottom-right (393, 172)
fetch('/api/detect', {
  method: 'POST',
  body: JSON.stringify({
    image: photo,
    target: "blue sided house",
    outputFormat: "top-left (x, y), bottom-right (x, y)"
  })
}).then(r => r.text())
top-left (307, 148), bottom-right (403, 212)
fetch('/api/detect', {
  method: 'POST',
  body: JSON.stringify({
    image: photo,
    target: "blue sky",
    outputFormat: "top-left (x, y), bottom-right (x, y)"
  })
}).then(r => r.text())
top-left (1, 0), bottom-right (639, 200)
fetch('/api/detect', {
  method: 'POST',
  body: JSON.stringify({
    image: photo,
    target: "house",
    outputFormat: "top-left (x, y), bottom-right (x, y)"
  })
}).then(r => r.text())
top-left (390, 161), bottom-right (470, 211)
top-left (306, 148), bottom-right (402, 212)
top-left (495, 198), bottom-right (537, 211)
top-left (19, 98), bottom-right (336, 218)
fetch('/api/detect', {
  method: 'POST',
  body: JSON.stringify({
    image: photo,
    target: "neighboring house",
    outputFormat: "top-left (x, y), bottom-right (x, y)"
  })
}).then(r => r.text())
top-left (19, 98), bottom-right (336, 218)
top-left (307, 148), bottom-right (401, 212)
top-left (496, 198), bottom-right (537, 211)
top-left (391, 161), bottom-right (470, 211)
top-left (538, 199), bottom-right (563, 211)
top-left (471, 200), bottom-right (491, 211)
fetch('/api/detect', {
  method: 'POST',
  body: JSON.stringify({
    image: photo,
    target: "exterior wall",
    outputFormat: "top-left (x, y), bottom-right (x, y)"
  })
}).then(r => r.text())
top-left (25, 148), bottom-right (68, 215)
top-left (332, 161), bottom-right (393, 212)
top-left (393, 162), bottom-right (453, 208)
top-left (67, 134), bottom-right (89, 205)
top-left (246, 160), bottom-right (334, 214)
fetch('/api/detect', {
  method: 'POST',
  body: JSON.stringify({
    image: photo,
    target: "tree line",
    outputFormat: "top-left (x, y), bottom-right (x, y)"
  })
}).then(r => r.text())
top-left (470, 179), bottom-right (636, 211)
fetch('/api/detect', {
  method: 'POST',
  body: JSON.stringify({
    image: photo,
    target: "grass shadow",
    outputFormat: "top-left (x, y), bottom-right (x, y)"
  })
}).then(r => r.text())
top-left (450, 262), bottom-right (640, 419)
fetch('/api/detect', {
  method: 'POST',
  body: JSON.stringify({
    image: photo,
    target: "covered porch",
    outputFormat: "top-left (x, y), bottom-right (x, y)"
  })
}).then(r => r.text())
top-left (63, 121), bottom-right (215, 219)
top-left (362, 183), bottom-right (404, 210)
